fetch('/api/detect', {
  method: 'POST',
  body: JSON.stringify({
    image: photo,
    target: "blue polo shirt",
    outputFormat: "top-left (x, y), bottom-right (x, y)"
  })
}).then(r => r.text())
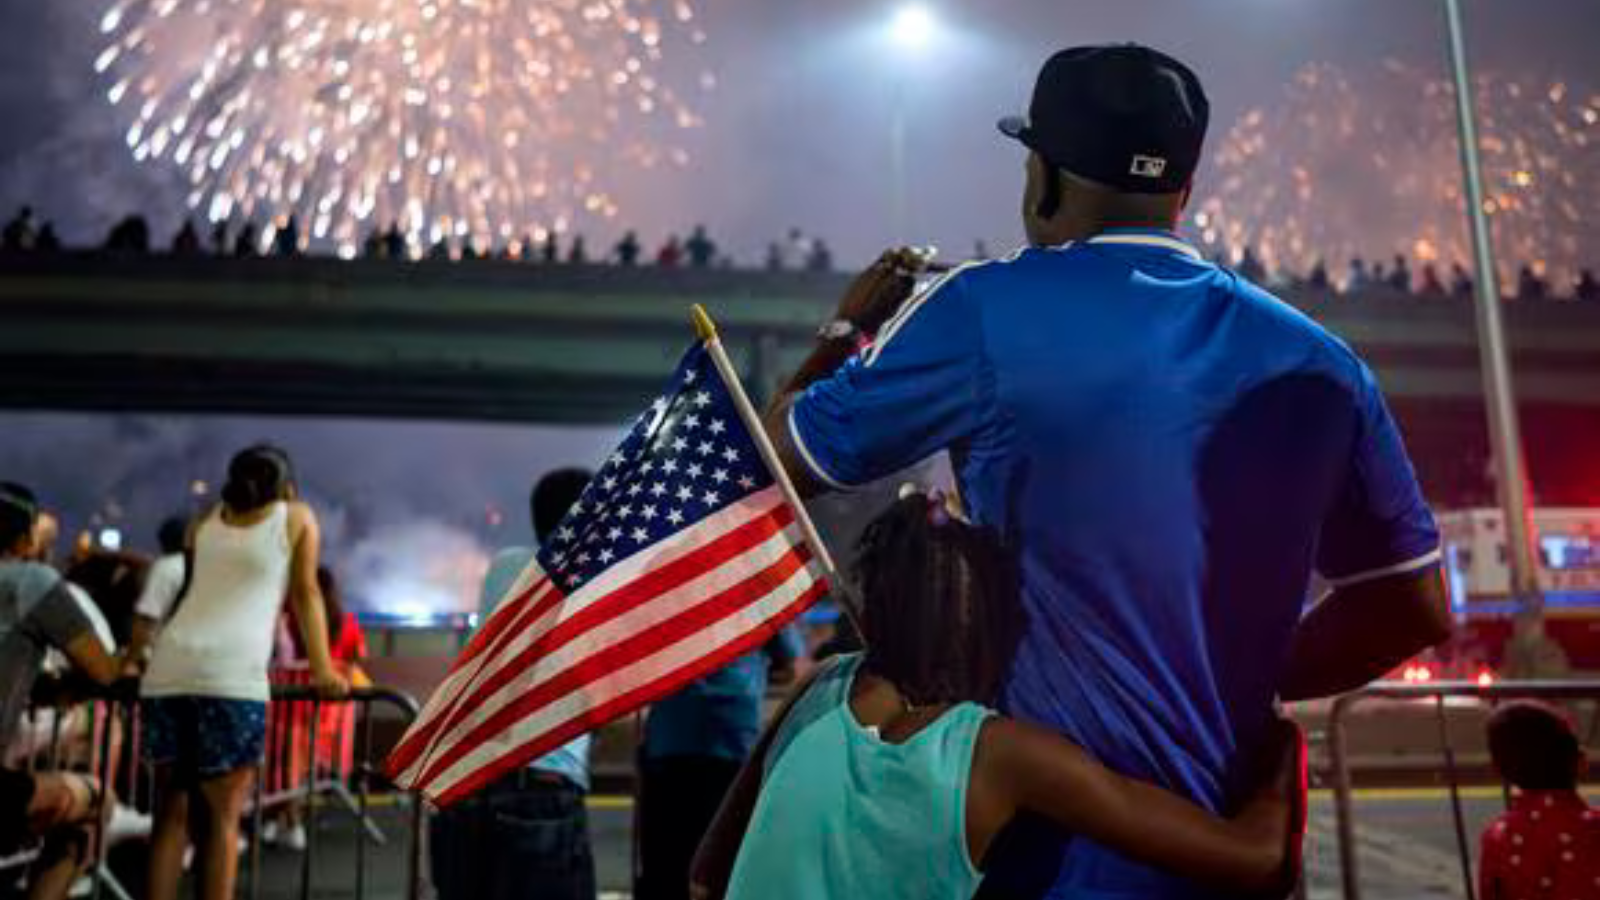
top-left (789, 230), bottom-right (1440, 898)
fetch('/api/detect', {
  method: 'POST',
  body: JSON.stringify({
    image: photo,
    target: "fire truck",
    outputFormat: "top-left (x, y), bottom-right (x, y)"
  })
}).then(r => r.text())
top-left (1421, 508), bottom-right (1600, 677)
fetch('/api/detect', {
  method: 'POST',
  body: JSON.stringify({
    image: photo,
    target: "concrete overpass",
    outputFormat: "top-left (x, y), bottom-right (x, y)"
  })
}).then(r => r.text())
top-left (3, 253), bottom-right (1600, 426)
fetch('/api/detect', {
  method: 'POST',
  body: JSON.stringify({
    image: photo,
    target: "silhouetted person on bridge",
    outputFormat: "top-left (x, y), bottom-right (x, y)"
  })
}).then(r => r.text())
top-left (1236, 246), bottom-right (1265, 284)
top-left (656, 235), bottom-right (682, 268)
top-left (1517, 264), bottom-right (1547, 300)
top-left (2, 206), bottom-right (36, 252)
top-left (172, 220), bottom-right (202, 256)
top-left (615, 230), bottom-right (642, 266)
top-left (273, 215), bottom-right (301, 257)
top-left (33, 223), bottom-right (60, 254)
top-left (541, 232), bottom-right (559, 264)
top-left (1306, 259), bottom-right (1329, 291)
top-left (567, 235), bottom-right (588, 265)
top-left (105, 215), bottom-right (150, 254)
top-left (1449, 262), bottom-right (1473, 298)
top-left (1387, 254), bottom-right (1411, 293)
top-left (686, 225), bottom-right (717, 268)
top-left (805, 239), bottom-right (833, 273)
top-left (383, 223), bottom-right (406, 260)
top-left (764, 241), bottom-right (784, 272)
top-left (1345, 256), bottom-right (1368, 293)
top-left (210, 221), bottom-right (229, 256)
top-left (233, 222), bottom-right (259, 257)
top-left (1576, 268), bottom-right (1599, 302)
top-left (1419, 263), bottom-right (1445, 297)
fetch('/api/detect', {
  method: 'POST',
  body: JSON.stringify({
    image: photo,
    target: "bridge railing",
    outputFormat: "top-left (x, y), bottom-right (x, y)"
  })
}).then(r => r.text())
top-left (1325, 680), bottom-right (1600, 900)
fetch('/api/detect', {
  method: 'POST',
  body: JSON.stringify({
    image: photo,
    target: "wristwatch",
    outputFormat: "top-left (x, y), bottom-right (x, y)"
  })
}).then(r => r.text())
top-left (816, 319), bottom-right (858, 342)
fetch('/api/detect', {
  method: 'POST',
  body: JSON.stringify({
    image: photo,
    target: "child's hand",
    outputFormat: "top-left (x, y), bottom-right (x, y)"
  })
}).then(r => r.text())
top-left (1238, 715), bottom-right (1307, 895)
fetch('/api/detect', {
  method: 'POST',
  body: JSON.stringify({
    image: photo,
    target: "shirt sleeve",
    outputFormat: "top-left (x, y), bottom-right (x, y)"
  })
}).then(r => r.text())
top-left (789, 271), bottom-right (996, 490)
top-left (134, 555), bottom-right (184, 622)
top-left (1478, 820), bottom-right (1507, 900)
top-left (21, 575), bottom-right (98, 655)
top-left (1316, 364), bottom-right (1442, 586)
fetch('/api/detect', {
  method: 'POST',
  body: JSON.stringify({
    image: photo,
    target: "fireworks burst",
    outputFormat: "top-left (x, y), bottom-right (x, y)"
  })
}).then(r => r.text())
top-left (1194, 61), bottom-right (1600, 290)
top-left (94, 0), bottom-right (712, 256)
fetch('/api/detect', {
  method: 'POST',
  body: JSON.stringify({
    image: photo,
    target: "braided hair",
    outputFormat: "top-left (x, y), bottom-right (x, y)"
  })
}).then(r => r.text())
top-left (852, 493), bottom-right (1026, 707)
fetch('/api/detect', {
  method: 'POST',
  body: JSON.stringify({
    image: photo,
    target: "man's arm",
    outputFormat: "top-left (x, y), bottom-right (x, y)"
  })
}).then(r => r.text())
top-left (25, 577), bottom-right (123, 686)
top-left (1278, 565), bottom-right (1452, 702)
top-left (761, 249), bottom-right (930, 498)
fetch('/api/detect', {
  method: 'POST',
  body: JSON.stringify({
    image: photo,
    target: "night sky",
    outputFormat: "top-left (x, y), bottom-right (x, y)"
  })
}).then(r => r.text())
top-left (1, 0), bottom-right (1596, 266)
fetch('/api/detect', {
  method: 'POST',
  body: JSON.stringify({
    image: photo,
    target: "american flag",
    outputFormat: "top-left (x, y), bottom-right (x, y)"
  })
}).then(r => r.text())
top-left (386, 342), bottom-right (830, 805)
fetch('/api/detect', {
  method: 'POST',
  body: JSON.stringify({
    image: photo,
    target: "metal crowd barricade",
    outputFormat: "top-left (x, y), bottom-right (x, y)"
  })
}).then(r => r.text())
top-left (2, 687), bottom-right (135, 900)
top-left (247, 684), bottom-right (424, 900)
top-left (3, 682), bottom-right (423, 900)
top-left (1326, 680), bottom-right (1600, 900)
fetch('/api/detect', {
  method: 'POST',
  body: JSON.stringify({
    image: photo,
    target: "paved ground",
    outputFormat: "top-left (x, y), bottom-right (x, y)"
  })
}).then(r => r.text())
top-left (135, 785), bottom-right (1588, 900)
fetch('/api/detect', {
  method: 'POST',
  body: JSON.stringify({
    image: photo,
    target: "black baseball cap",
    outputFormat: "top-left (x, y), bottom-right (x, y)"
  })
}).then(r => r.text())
top-left (999, 44), bottom-right (1209, 195)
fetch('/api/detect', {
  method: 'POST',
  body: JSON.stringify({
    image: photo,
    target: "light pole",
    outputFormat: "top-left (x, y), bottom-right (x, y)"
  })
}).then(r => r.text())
top-left (1440, 0), bottom-right (1559, 673)
top-left (887, 4), bottom-right (935, 240)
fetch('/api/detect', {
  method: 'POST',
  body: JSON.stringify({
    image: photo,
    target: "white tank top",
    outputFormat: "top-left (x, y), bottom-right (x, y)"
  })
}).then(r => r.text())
top-left (142, 502), bottom-right (292, 702)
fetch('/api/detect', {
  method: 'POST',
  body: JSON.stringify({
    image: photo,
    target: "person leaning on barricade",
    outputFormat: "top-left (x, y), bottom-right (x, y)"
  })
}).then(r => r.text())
top-left (1, 482), bottom-right (129, 900)
top-left (133, 445), bottom-right (348, 900)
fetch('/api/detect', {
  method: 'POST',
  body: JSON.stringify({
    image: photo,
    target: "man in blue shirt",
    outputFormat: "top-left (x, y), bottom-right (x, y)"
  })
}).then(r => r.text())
top-left (430, 468), bottom-right (597, 900)
top-left (763, 45), bottom-right (1452, 898)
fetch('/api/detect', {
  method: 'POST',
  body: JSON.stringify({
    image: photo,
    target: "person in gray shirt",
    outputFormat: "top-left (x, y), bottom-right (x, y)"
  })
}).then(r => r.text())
top-left (1, 482), bottom-right (125, 900)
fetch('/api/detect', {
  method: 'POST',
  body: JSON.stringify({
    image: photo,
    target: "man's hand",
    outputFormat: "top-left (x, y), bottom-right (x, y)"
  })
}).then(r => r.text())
top-left (312, 666), bottom-right (351, 700)
top-left (834, 247), bottom-right (932, 335)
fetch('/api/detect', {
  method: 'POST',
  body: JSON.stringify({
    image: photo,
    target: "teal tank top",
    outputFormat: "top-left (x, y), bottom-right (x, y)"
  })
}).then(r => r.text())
top-left (724, 653), bottom-right (993, 900)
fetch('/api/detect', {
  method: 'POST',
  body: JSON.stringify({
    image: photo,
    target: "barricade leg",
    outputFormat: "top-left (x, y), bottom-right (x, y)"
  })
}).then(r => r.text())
top-left (1328, 695), bottom-right (1362, 900)
top-left (1434, 696), bottom-right (1476, 900)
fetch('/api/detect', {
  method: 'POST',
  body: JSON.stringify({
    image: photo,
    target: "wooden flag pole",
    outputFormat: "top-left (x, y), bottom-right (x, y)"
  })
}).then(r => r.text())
top-left (691, 304), bottom-right (854, 619)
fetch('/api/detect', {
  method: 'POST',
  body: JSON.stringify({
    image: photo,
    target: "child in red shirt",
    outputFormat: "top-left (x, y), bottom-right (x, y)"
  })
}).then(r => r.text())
top-left (1478, 701), bottom-right (1598, 900)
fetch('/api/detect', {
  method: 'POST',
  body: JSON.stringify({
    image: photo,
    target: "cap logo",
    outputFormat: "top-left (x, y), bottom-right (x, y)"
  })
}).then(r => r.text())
top-left (1130, 155), bottom-right (1167, 178)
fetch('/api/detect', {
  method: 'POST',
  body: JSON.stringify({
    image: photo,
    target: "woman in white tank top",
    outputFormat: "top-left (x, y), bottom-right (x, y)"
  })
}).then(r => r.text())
top-left (138, 445), bottom-right (348, 900)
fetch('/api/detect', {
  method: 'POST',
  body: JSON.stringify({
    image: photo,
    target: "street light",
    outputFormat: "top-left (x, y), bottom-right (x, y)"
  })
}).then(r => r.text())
top-left (885, 5), bottom-right (938, 239)
top-left (890, 4), bottom-right (935, 51)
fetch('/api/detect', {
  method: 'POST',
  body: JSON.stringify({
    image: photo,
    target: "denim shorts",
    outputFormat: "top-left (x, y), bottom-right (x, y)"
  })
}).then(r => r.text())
top-left (142, 696), bottom-right (267, 779)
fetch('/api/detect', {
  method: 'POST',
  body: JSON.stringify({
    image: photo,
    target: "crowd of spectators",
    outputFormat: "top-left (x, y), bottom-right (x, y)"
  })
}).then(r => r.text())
top-left (5, 205), bottom-right (1599, 299)
top-left (0, 205), bottom-right (839, 274)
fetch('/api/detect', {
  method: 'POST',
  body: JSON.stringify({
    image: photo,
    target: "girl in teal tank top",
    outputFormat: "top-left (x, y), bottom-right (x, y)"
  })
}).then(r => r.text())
top-left (693, 493), bottom-right (1305, 900)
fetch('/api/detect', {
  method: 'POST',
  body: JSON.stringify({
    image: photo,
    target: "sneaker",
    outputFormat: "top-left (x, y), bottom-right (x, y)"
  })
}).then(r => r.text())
top-left (259, 820), bottom-right (281, 844)
top-left (281, 824), bottom-right (307, 852)
top-left (106, 804), bottom-right (153, 845)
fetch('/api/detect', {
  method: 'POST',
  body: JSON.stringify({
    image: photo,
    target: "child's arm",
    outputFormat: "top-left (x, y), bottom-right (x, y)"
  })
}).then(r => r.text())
top-left (973, 716), bottom-right (1304, 894)
top-left (689, 665), bottom-right (823, 900)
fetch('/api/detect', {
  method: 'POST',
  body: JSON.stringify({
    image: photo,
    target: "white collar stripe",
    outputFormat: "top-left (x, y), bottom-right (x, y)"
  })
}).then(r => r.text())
top-left (1088, 233), bottom-right (1203, 260)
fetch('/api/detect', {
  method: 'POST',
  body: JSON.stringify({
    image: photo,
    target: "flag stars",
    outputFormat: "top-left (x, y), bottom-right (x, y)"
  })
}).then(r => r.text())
top-left (576, 552), bottom-right (591, 566)
top-left (608, 527), bottom-right (623, 541)
top-left (649, 482), bottom-right (668, 497)
top-left (555, 526), bottom-right (576, 543)
top-left (712, 468), bottom-right (729, 484)
top-left (683, 368), bottom-right (697, 384)
top-left (617, 505), bottom-right (634, 519)
top-left (721, 447), bottom-right (740, 464)
top-left (631, 527), bottom-right (649, 543)
top-left (676, 486), bottom-right (694, 502)
top-left (693, 391), bottom-right (712, 408)
top-left (597, 548), bottom-right (615, 564)
top-left (667, 509), bottom-right (684, 526)
top-left (641, 505), bottom-right (658, 521)
top-left (683, 414), bottom-right (700, 430)
top-left (671, 437), bottom-right (689, 453)
top-left (602, 476), bottom-right (618, 491)
top-left (709, 419), bottom-right (726, 435)
top-left (627, 483), bottom-right (643, 497)
top-left (697, 441), bottom-right (715, 456)
top-left (703, 489), bottom-right (720, 505)
top-left (737, 475), bottom-right (756, 490)
top-left (661, 459), bottom-right (679, 474)
top-left (686, 462), bottom-right (704, 479)
top-left (640, 460), bottom-right (655, 475)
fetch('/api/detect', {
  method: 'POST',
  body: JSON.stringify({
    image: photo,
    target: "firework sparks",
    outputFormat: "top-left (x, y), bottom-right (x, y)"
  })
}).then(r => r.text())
top-left (95, 0), bottom-right (711, 256)
top-left (1195, 61), bottom-right (1600, 291)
